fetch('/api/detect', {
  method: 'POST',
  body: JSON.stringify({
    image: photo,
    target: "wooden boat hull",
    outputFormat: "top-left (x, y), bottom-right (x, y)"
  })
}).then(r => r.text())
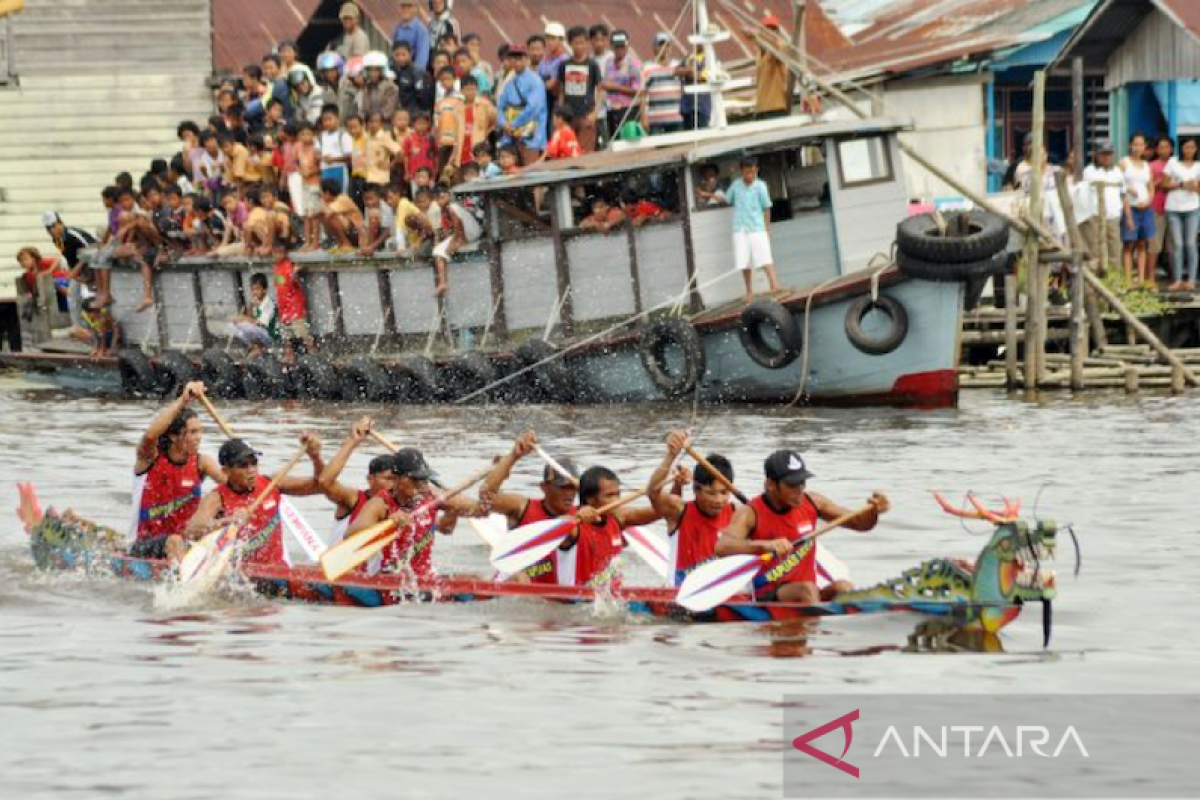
top-left (30, 522), bottom-right (1021, 629)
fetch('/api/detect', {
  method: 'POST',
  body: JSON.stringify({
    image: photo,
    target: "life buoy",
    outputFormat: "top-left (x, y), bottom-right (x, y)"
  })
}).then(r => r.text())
top-left (515, 338), bottom-right (575, 402)
top-left (293, 354), bottom-right (340, 400)
top-left (391, 356), bottom-right (439, 404)
top-left (242, 355), bottom-right (291, 400)
top-left (439, 351), bottom-right (496, 402)
top-left (738, 299), bottom-right (802, 369)
top-left (341, 358), bottom-right (393, 402)
top-left (896, 211), bottom-right (1009, 264)
top-left (844, 295), bottom-right (909, 356)
top-left (117, 348), bottom-right (155, 396)
top-left (638, 318), bottom-right (705, 397)
top-left (199, 349), bottom-right (242, 398)
top-left (154, 351), bottom-right (198, 397)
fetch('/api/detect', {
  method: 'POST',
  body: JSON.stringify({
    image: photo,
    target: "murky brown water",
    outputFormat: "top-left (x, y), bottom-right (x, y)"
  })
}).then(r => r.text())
top-left (1, 375), bottom-right (1197, 799)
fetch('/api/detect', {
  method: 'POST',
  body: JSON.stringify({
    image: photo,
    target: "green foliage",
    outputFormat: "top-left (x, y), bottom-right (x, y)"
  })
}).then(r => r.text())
top-left (1101, 271), bottom-right (1172, 316)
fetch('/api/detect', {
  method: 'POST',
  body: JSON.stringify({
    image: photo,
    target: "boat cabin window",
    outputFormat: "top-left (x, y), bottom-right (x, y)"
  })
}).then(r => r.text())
top-left (492, 188), bottom-right (552, 241)
top-left (694, 144), bottom-right (829, 217)
top-left (569, 171), bottom-right (680, 231)
top-left (835, 136), bottom-right (893, 188)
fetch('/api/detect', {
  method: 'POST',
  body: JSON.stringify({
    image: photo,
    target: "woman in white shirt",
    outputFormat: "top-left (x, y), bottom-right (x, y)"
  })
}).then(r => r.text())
top-left (1163, 137), bottom-right (1200, 291)
top-left (1119, 133), bottom-right (1155, 287)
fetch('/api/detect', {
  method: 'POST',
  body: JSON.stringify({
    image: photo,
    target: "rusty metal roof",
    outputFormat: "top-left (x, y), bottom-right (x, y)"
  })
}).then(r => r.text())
top-left (212, 0), bottom-right (852, 74)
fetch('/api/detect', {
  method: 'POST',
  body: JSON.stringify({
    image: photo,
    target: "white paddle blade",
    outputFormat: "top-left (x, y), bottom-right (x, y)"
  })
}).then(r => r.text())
top-left (176, 541), bottom-right (212, 583)
top-left (489, 518), bottom-right (574, 575)
top-left (320, 520), bottom-right (396, 580)
top-left (621, 526), bottom-right (670, 581)
top-left (466, 514), bottom-right (509, 547)
top-left (177, 525), bottom-right (235, 584)
top-left (816, 546), bottom-right (850, 590)
top-left (675, 554), bottom-right (764, 612)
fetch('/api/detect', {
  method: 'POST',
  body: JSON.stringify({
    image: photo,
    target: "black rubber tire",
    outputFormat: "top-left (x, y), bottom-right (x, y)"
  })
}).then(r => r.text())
top-left (638, 318), bottom-right (706, 397)
top-left (242, 355), bottom-right (291, 400)
top-left (514, 338), bottom-right (575, 402)
top-left (154, 351), bottom-right (198, 398)
top-left (293, 354), bottom-right (340, 400)
top-left (896, 211), bottom-right (1009, 264)
top-left (390, 356), bottom-right (439, 404)
top-left (844, 295), bottom-right (909, 356)
top-left (738, 299), bottom-right (802, 369)
top-left (438, 351), bottom-right (496, 402)
top-left (896, 249), bottom-right (1015, 283)
top-left (341, 357), bottom-right (394, 402)
top-left (199, 348), bottom-right (243, 398)
top-left (117, 348), bottom-right (155, 396)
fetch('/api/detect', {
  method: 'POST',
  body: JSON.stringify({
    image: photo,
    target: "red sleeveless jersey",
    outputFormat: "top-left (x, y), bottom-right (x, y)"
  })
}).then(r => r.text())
top-left (216, 475), bottom-right (284, 566)
top-left (669, 501), bottom-right (734, 586)
top-left (376, 490), bottom-right (438, 580)
top-left (559, 514), bottom-right (624, 587)
top-left (134, 453), bottom-right (203, 540)
top-left (514, 498), bottom-right (575, 585)
top-left (748, 493), bottom-right (818, 598)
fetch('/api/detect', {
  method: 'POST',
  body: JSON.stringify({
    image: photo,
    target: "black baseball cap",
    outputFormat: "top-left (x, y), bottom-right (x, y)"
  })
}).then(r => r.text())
top-left (541, 455), bottom-right (579, 488)
top-left (368, 454), bottom-right (395, 475)
top-left (764, 450), bottom-right (814, 486)
top-left (391, 448), bottom-right (434, 481)
top-left (219, 438), bottom-right (262, 467)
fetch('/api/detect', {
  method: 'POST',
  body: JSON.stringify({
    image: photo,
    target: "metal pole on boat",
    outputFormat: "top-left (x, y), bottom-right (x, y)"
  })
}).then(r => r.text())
top-left (691, 0), bottom-right (727, 130)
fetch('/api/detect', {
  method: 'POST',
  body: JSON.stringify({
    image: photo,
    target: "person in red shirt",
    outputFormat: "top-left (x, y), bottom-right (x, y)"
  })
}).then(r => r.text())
top-left (17, 247), bottom-right (70, 313)
top-left (647, 430), bottom-right (735, 586)
top-left (558, 465), bottom-right (661, 587)
top-left (402, 112), bottom-right (437, 190)
top-left (183, 435), bottom-right (325, 568)
top-left (480, 430), bottom-right (580, 584)
top-left (715, 450), bottom-right (889, 604)
top-left (317, 416), bottom-right (399, 541)
top-left (541, 107), bottom-right (582, 161)
top-left (621, 188), bottom-right (671, 227)
top-left (272, 242), bottom-right (314, 362)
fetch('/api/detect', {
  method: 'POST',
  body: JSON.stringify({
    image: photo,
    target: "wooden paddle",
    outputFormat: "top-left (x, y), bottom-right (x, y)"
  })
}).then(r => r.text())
top-left (533, 444), bottom-right (579, 487)
top-left (320, 462), bottom-right (495, 581)
top-left (178, 443), bottom-right (308, 583)
top-left (674, 504), bottom-right (872, 612)
top-left (369, 429), bottom-right (400, 453)
top-left (490, 470), bottom-right (682, 575)
top-left (683, 444), bottom-right (748, 504)
top-left (196, 392), bottom-right (236, 439)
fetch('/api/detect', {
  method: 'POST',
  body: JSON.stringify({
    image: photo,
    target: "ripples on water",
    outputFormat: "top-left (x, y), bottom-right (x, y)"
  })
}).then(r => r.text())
top-left (1, 376), bottom-right (1197, 798)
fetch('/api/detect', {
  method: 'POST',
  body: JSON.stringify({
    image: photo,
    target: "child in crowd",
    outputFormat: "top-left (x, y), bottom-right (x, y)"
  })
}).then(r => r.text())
top-left (409, 187), bottom-right (439, 256)
top-left (403, 112), bottom-right (437, 192)
top-left (111, 188), bottom-right (159, 311)
top-left (319, 177), bottom-right (363, 253)
top-left (81, 294), bottom-right (118, 358)
top-left (434, 67), bottom-right (465, 182)
top-left (390, 108), bottom-right (412, 186)
top-left (542, 107), bottom-right (581, 161)
top-left (260, 185), bottom-right (295, 248)
top-left (295, 122), bottom-right (323, 250)
top-left (231, 271), bottom-right (278, 354)
top-left (219, 133), bottom-right (253, 192)
top-left (622, 188), bottom-right (670, 228)
top-left (358, 185), bottom-right (391, 257)
top-left (197, 132), bottom-right (223, 195)
top-left (386, 185), bottom-right (425, 254)
top-left (432, 183), bottom-right (485, 296)
top-left (695, 164), bottom-right (728, 207)
top-left (272, 243), bottom-right (313, 362)
top-left (497, 144), bottom-right (521, 175)
top-left (318, 103), bottom-right (353, 195)
top-left (346, 113), bottom-right (368, 203)
top-left (364, 112), bottom-right (401, 190)
top-left (580, 195), bottom-right (626, 232)
top-left (474, 143), bottom-right (502, 179)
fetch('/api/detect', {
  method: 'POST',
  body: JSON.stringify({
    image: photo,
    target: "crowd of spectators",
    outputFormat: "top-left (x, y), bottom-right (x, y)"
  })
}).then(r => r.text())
top-left (22, 2), bottom-right (800, 355)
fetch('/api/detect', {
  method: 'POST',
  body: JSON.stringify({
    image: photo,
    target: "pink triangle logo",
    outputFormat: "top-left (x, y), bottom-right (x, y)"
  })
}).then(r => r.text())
top-left (791, 709), bottom-right (860, 778)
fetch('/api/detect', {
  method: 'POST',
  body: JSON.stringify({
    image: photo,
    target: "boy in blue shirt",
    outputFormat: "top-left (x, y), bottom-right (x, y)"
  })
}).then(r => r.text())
top-left (727, 157), bottom-right (781, 302)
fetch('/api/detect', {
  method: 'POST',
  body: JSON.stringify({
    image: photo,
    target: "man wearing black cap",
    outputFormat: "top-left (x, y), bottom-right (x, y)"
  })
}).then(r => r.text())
top-left (346, 447), bottom-right (482, 578)
top-left (183, 434), bottom-right (325, 567)
top-left (317, 416), bottom-right (398, 541)
top-left (715, 450), bottom-right (888, 603)
top-left (481, 430), bottom-right (580, 583)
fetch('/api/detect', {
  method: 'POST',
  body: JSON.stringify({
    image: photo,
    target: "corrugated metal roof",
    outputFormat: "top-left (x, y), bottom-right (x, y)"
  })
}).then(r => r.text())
top-left (212, 0), bottom-right (321, 72)
top-left (1049, 0), bottom-right (1200, 73)
top-left (460, 114), bottom-right (907, 192)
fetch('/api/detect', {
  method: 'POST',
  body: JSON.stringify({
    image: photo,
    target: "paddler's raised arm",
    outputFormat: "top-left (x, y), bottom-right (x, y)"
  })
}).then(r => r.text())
top-left (480, 430), bottom-right (539, 518)
top-left (273, 432), bottom-right (326, 496)
top-left (715, 504), bottom-right (791, 558)
top-left (346, 496), bottom-right (411, 536)
top-left (647, 430), bottom-right (688, 526)
top-left (809, 491), bottom-right (890, 531)
top-left (318, 416), bottom-right (373, 510)
top-left (136, 380), bottom-right (206, 470)
top-left (183, 490), bottom-right (225, 540)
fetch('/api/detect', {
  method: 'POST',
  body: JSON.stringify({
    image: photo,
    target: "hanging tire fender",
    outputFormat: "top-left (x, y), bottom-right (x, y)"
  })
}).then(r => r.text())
top-left (515, 338), bottom-right (575, 402)
top-left (242, 355), bottom-right (291, 400)
top-left (154, 351), bottom-right (198, 397)
top-left (895, 211), bottom-right (1009, 263)
top-left (438, 351), bottom-right (497, 402)
top-left (340, 358), bottom-right (394, 402)
top-left (738, 298), bottom-right (802, 369)
top-left (294, 354), bottom-right (340, 400)
top-left (896, 249), bottom-right (1013, 283)
top-left (390, 356), bottom-right (439, 403)
top-left (117, 348), bottom-right (155, 396)
top-left (199, 348), bottom-right (243, 398)
top-left (638, 318), bottom-right (706, 397)
top-left (844, 294), bottom-right (909, 356)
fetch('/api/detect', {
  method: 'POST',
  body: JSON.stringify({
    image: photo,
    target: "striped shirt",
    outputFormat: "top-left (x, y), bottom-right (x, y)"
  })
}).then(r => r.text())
top-left (641, 62), bottom-right (682, 128)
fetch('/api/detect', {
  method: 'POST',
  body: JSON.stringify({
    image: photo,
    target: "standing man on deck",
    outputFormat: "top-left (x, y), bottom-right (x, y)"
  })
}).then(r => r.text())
top-left (560, 466), bottom-right (662, 588)
top-left (481, 430), bottom-right (579, 583)
top-left (715, 450), bottom-right (888, 603)
top-left (130, 381), bottom-right (225, 561)
top-left (647, 430), bottom-right (735, 586)
top-left (183, 435), bottom-right (325, 567)
top-left (317, 416), bottom-right (398, 541)
top-left (728, 157), bottom-right (782, 302)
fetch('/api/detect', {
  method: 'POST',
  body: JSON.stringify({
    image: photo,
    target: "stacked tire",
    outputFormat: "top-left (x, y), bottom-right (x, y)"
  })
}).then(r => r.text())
top-left (895, 210), bottom-right (1013, 283)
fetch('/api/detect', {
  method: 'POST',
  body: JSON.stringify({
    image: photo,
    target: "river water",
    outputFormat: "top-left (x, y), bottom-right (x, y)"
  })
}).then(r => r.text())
top-left (0, 376), bottom-right (1196, 799)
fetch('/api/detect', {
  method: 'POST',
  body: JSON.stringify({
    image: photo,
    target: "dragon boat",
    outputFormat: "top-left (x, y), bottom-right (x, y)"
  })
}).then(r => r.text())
top-left (25, 497), bottom-right (1063, 638)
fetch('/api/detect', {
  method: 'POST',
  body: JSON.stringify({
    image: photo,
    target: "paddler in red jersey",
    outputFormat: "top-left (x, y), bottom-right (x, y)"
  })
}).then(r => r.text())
top-left (716, 450), bottom-right (888, 604)
top-left (559, 466), bottom-right (662, 588)
top-left (129, 380), bottom-right (226, 562)
top-left (647, 430), bottom-right (735, 587)
top-left (345, 448), bottom-right (482, 579)
top-left (183, 436), bottom-right (325, 566)
top-left (480, 430), bottom-right (579, 583)
top-left (317, 416), bottom-right (398, 541)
